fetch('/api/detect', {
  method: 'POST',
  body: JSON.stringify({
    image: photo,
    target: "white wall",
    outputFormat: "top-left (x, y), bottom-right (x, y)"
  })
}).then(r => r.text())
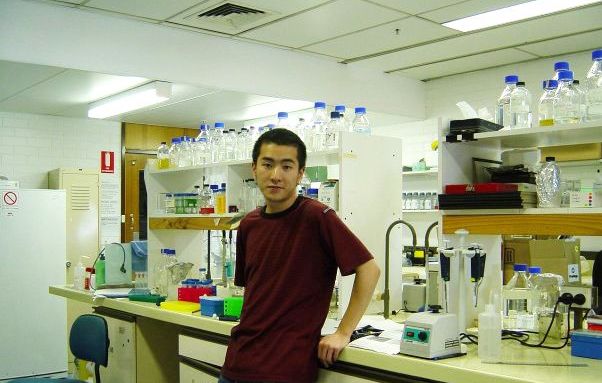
top-left (0, 111), bottom-right (121, 244)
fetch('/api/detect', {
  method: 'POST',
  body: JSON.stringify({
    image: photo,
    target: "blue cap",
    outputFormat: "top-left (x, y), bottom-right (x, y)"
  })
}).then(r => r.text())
top-left (543, 79), bottom-right (558, 89)
top-left (593, 49), bottom-right (602, 61)
top-left (197, 137), bottom-right (207, 143)
top-left (221, 182), bottom-right (226, 188)
top-left (554, 61), bottom-right (569, 72)
top-left (513, 263), bottom-right (528, 272)
top-left (199, 123), bottom-right (208, 130)
top-left (215, 122), bottom-right (225, 128)
top-left (278, 112), bottom-right (288, 118)
top-left (528, 266), bottom-right (542, 274)
top-left (307, 188), bottom-right (319, 195)
top-left (355, 107), bottom-right (366, 114)
top-left (504, 75), bottom-right (519, 84)
top-left (558, 70), bottom-right (573, 81)
top-left (314, 101), bottom-right (326, 109)
top-left (171, 137), bottom-right (180, 143)
top-left (330, 111), bottom-right (340, 119)
top-left (335, 105), bottom-right (346, 112)
top-left (210, 184), bottom-right (219, 190)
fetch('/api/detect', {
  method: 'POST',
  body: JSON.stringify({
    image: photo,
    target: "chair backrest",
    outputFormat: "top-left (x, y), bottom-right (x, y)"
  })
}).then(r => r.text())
top-left (69, 314), bottom-right (110, 368)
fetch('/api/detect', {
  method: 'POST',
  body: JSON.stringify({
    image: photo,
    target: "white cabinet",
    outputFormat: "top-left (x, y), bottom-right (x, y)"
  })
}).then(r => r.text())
top-left (146, 132), bottom-right (404, 317)
top-left (179, 362), bottom-right (218, 382)
top-left (101, 312), bottom-right (136, 383)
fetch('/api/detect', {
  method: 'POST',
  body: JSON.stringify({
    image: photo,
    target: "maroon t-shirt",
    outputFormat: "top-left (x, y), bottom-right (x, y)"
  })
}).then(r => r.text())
top-left (221, 197), bottom-right (373, 383)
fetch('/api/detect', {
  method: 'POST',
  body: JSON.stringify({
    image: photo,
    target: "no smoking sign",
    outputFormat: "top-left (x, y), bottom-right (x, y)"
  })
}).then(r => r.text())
top-left (2, 190), bottom-right (19, 209)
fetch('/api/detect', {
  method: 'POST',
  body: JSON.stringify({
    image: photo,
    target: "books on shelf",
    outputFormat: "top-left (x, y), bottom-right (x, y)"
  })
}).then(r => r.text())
top-left (439, 191), bottom-right (537, 210)
top-left (444, 182), bottom-right (536, 194)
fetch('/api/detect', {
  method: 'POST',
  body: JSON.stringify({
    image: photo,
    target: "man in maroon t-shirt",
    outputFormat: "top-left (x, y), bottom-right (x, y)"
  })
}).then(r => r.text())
top-left (220, 128), bottom-right (380, 383)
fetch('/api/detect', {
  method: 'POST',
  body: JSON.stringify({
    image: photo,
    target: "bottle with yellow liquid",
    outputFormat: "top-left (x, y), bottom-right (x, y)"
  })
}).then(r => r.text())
top-left (538, 80), bottom-right (558, 127)
top-left (215, 183), bottom-right (227, 214)
top-left (157, 141), bottom-right (170, 169)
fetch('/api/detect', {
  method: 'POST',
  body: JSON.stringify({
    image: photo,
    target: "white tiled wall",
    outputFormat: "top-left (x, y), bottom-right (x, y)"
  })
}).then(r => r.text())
top-left (0, 111), bottom-right (120, 187)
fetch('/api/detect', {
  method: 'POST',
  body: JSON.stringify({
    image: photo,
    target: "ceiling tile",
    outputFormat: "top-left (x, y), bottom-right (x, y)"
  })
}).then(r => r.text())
top-left (239, 0), bottom-right (404, 48)
top-left (167, 0), bottom-right (330, 35)
top-left (85, 0), bottom-right (201, 21)
top-left (356, 5), bottom-right (602, 72)
top-left (394, 48), bottom-right (536, 80)
top-left (518, 30), bottom-right (602, 57)
top-left (420, 0), bottom-right (527, 23)
top-left (303, 16), bottom-right (458, 59)
top-left (0, 61), bottom-right (64, 102)
top-left (367, 0), bottom-right (465, 15)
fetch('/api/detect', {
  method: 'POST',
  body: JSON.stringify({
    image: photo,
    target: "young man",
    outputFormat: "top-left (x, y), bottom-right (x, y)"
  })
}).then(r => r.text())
top-left (220, 128), bottom-right (380, 383)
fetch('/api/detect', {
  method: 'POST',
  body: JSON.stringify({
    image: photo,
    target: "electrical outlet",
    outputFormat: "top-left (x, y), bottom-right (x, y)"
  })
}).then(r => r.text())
top-left (560, 285), bottom-right (598, 309)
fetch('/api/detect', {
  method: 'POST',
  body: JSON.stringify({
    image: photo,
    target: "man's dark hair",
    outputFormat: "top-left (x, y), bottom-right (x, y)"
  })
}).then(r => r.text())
top-left (252, 128), bottom-right (307, 169)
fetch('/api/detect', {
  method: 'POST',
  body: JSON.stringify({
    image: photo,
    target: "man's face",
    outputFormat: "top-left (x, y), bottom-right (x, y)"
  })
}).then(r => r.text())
top-left (252, 142), bottom-right (304, 213)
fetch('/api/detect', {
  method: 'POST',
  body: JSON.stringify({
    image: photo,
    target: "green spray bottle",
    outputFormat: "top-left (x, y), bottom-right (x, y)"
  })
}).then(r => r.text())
top-left (96, 253), bottom-right (106, 288)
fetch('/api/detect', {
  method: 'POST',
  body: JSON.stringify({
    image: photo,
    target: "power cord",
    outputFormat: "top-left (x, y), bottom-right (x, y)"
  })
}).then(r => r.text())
top-left (91, 243), bottom-right (127, 274)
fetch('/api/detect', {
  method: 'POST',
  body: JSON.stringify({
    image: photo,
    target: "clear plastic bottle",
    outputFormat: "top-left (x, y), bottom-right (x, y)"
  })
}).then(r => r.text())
top-left (536, 156), bottom-right (561, 208)
top-left (178, 136), bottom-right (193, 167)
top-left (411, 192), bottom-right (419, 210)
top-left (299, 173), bottom-right (311, 197)
top-left (431, 192), bottom-right (438, 210)
top-left (538, 80), bottom-right (558, 126)
top-left (294, 118), bottom-right (307, 144)
top-left (552, 61), bottom-right (569, 80)
top-left (335, 105), bottom-right (352, 132)
top-left (157, 141), bottom-right (170, 169)
top-left (325, 111), bottom-right (341, 149)
top-left (478, 303), bottom-right (501, 363)
top-left (503, 263), bottom-right (533, 330)
top-left (168, 137), bottom-right (180, 168)
top-left (276, 112), bottom-right (290, 130)
top-left (200, 184), bottom-right (212, 209)
top-left (224, 129), bottom-right (237, 161)
top-left (572, 79), bottom-right (587, 122)
top-left (527, 266), bottom-right (541, 286)
top-left (352, 107), bottom-right (370, 135)
top-left (495, 75), bottom-right (519, 128)
top-left (236, 127), bottom-right (250, 160)
top-left (586, 49), bottom-right (602, 121)
top-left (194, 123), bottom-right (210, 165)
top-left (211, 122), bottom-right (226, 163)
top-left (310, 101), bottom-right (328, 151)
top-left (418, 192), bottom-right (426, 210)
top-left (73, 256), bottom-right (86, 290)
top-left (554, 70), bottom-right (581, 124)
top-left (402, 193), bottom-right (408, 210)
top-left (215, 187), bottom-right (226, 214)
top-left (509, 81), bottom-right (532, 129)
top-left (424, 192), bottom-right (432, 210)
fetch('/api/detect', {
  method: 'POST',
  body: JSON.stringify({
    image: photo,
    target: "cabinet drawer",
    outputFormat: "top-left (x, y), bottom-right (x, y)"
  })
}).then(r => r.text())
top-left (179, 334), bottom-right (228, 367)
top-left (180, 362), bottom-right (220, 382)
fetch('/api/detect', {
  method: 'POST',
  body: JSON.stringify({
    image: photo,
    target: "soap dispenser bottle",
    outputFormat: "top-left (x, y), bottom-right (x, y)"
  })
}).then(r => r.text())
top-left (478, 303), bottom-right (502, 363)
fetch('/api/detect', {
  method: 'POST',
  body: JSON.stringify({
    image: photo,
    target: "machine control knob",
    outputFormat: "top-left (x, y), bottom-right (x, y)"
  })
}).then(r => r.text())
top-left (418, 331), bottom-right (428, 341)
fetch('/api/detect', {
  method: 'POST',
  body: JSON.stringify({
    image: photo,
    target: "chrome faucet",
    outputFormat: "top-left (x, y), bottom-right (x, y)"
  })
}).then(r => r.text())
top-left (384, 219), bottom-right (417, 319)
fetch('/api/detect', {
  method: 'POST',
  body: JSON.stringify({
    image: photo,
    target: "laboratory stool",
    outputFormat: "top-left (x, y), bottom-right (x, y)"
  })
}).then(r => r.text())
top-left (11, 314), bottom-right (110, 383)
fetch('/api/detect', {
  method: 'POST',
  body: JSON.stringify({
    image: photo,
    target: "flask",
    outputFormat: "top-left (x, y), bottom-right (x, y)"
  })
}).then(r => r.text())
top-left (325, 111), bottom-right (341, 149)
top-left (73, 256), bottom-right (86, 290)
top-left (536, 156), bottom-right (561, 208)
top-left (95, 253), bottom-right (106, 288)
top-left (310, 101), bottom-right (328, 151)
top-left (552, 61), bottom-right (569, 80)
top-left (495, 75), bottom-right (519, 128)
top-left (503, 263), bottom-right (533, 330)
top-left (509, 81), bottom-right (532, 129)
top-left (156, 141), bottom-right (170, 169)
top-left (586, 49), bottom-right (602, 121)
top-left (276, 112), bottom-right (290, 130)
top-left (555, 70), bottom-right (581, 124)
top-left (538, 80), bottom-right (558, 126)
top-left (352, 107), bottom-right (370, 135)
top-left (478, 303), bottom-right (501, 363)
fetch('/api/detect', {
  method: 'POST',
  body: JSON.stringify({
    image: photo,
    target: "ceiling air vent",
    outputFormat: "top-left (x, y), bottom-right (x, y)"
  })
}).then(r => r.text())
top-left (187, 2), bottom-right (272, 32)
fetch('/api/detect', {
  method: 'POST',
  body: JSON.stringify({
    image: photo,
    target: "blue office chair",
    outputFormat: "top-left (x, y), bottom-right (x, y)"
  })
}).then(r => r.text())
top-left (11, 314), bottom-right (110, 383)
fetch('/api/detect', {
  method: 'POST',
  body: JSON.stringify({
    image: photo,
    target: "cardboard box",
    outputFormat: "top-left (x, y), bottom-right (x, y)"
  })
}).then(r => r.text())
top-left (503, 237), bottom-right (581, 285)
top-left (540, 143), bottom-right (602, 162)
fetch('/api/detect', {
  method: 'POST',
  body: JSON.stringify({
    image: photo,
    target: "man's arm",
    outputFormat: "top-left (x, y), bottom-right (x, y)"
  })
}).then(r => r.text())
top-left (318, 259), bottom-right (380, 367)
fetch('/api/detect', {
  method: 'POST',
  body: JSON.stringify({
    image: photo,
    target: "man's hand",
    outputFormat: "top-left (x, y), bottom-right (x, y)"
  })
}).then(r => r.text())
top-left (318, 330), bottom-right (350, 368)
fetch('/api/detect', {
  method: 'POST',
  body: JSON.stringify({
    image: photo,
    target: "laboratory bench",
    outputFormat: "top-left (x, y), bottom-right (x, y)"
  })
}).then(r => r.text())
top-left (50, 285), bottom-right (601, 383)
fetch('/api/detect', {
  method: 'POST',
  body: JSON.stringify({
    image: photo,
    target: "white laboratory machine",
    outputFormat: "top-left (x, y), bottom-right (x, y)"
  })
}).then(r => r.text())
top-left (399, 308), bottom-right (462, 359)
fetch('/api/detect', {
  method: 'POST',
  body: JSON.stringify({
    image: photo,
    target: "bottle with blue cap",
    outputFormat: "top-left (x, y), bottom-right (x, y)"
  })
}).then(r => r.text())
top-left (552, 61), bottom-right (570, 80)
top-left (538, 80), bottom-right (558, 126)
top-left (156, 141), bottom-right (170, 169)
top-left (495, 75), bottom-right (519, 128)
top-left (310, 101), bottom-right (328, 151)
top-left (352, 107), bottom-right (370, 135)
top-left (503, 263), bottom-right (534, 330)
top-left (334, 105), bottom-right (351, 132)
top-left (211, 122), bottom-right (226, 163)
top-left (509, 81), bottom-right (532, 129)
top-left (168, 137), bottom-right (181, 168)
top-left (194, 123), bottom-right (210, 165)
top-left (325, 111), bottom-right (342, 149)
top-left (178, 136), bottom-right (193, 167)
top-left (555, 70), bottom-right (581, 124)
top-left (586, 49), bottom-right (602, 121)
top-left (276, 112), bottom-right (290, 130)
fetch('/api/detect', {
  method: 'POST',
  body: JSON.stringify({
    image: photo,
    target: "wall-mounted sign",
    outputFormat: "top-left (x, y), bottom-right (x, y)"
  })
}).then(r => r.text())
top-left (100, 151), bottom-right (115, 173)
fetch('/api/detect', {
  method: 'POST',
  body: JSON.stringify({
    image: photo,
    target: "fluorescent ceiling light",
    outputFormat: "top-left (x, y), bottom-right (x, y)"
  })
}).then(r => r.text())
top-left (442, 0), bottom-right (601, 32)
top-left (88, 81), bottom-right (172, 119)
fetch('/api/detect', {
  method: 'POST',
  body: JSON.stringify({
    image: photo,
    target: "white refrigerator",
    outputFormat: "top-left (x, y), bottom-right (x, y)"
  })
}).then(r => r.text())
top-left (0, 188), bottom-right (67, 379)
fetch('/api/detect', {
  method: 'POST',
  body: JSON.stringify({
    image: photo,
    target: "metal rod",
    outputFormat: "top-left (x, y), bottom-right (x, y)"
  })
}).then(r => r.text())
top-left (206, 230), bottom-right (212, 280)
top-left (384, 219), bottom-right (417, 319)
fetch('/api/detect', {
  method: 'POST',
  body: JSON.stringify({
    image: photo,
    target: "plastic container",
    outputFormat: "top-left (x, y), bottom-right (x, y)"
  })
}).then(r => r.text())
top-left (552, 61), bottom-right (569, 80)
top-left (200, 296), bottom-right (224, 317)
top-left (310, 101), bottom-right (328, 151)
top-left (586, 49), bottom-right (602, 121)
top-left (555, 70), bottom-right (581, 124)
top-left (73, 256), bottom-right (86, 290)
top-left (503, 263), bottom-right (534, 330)
top-left (334, 105), bottom-right (351, 132)
top-left (325, 111), bottom-right (341, 149)
top-left (215, 187), bottom-right (226, 214)
top-left (276, 112), bottom-right (289, 130)
top-left (478, 304), bottom-right (501, 363)
top-left (538, 80), bottom-right (558, 126)
top-left (509, 81), bottom-right (532, 129)
top-left (211, 122), bottom-right (225, 163)
top-left (95, 253), bottom-right (106, 288)
top-left (224, 297), bottom-right (244, 318)
top-left (572, 80), bottom-right (587, 122)
top-left (156, 141), bottom-right (170, 169)
top-left (495, 75), bottom-right (519, 128)
top-left (168, 137), bottom-right (180, 168)
top-left (536, 156), bottom-right (561, 208)
top-left (352, 107), bottom-right (370, 135)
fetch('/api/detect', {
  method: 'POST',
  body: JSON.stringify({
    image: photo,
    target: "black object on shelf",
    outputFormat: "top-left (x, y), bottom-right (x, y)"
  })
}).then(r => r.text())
top-left (446, 118), bottom-right (503, 143)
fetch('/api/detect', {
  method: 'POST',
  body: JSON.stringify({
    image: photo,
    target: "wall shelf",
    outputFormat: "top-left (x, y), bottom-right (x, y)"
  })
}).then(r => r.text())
top-left (149, 215), bottom-right (241, 230)
top-left (403, 209), bottom-right (439, 213)
top-left (402, 169), bottom-right (438, 176)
